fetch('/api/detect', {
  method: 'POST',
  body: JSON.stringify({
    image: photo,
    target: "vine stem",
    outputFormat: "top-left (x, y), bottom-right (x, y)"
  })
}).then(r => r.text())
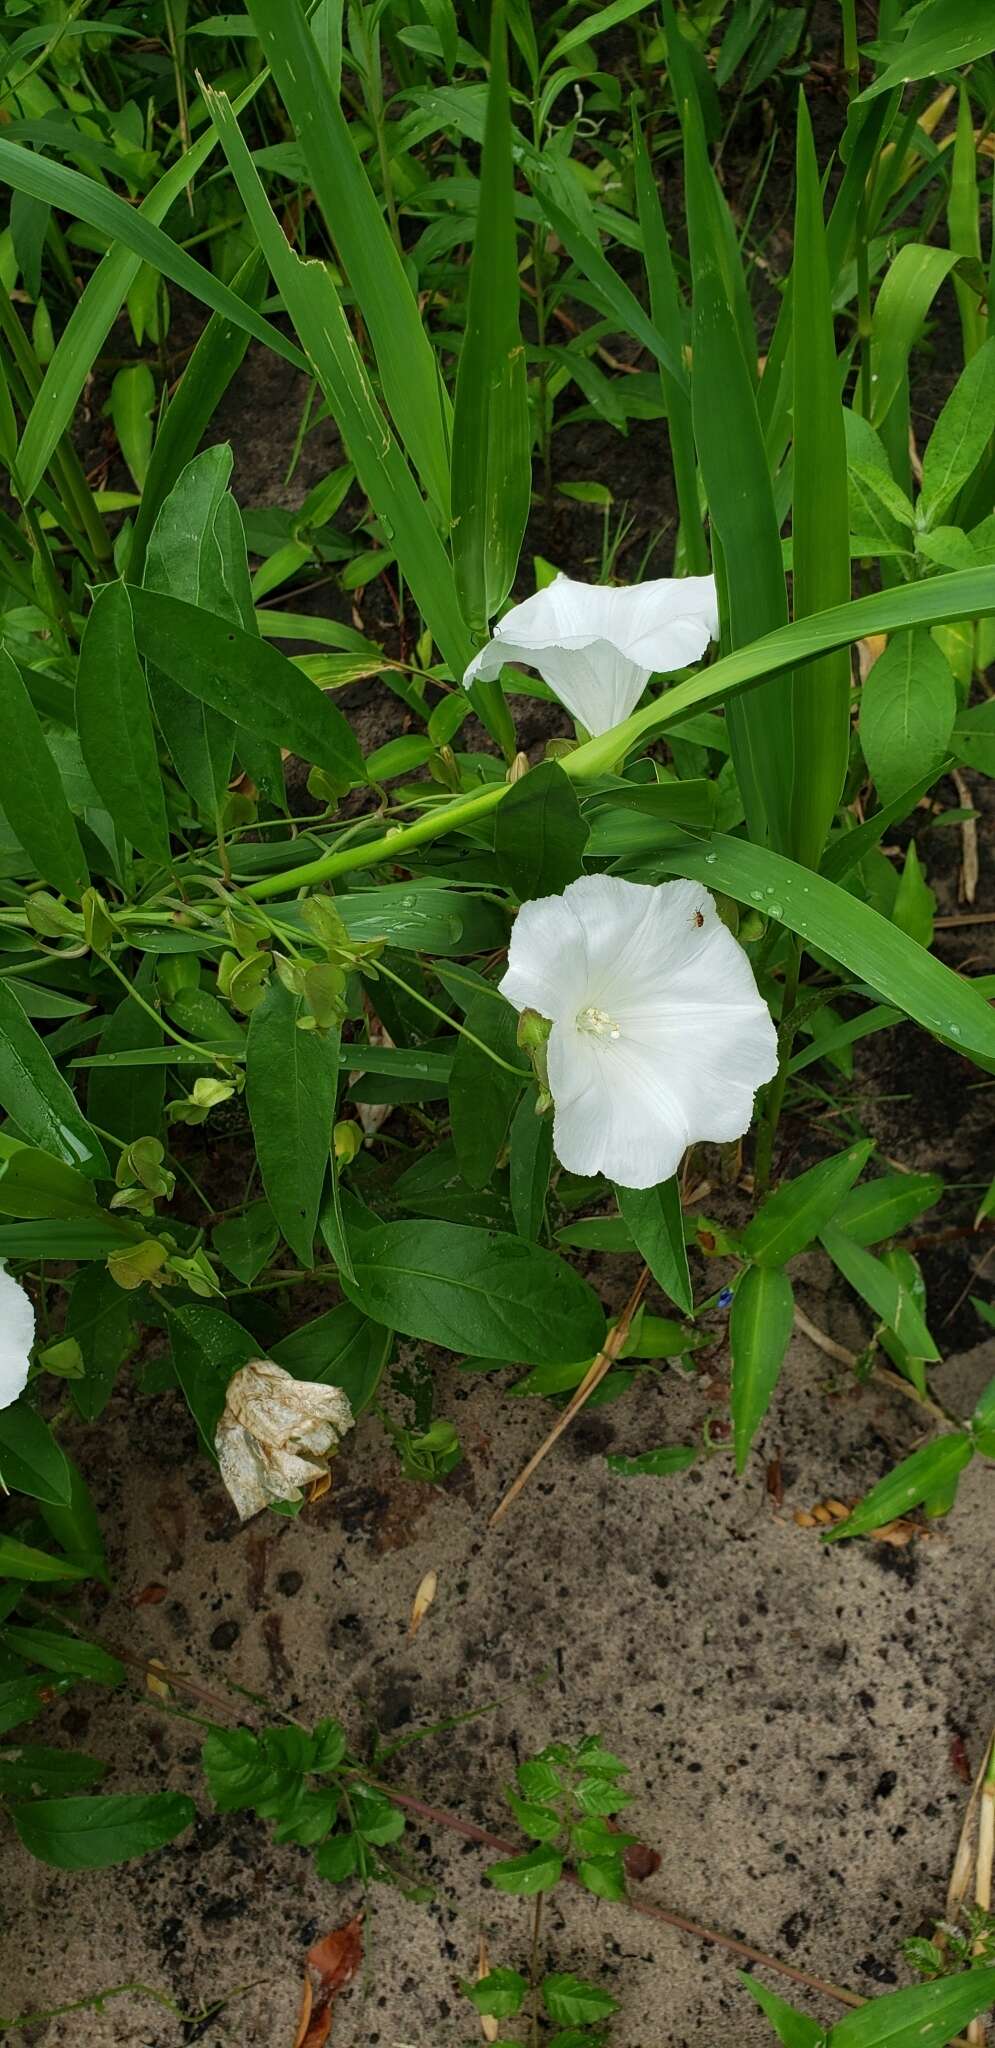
top-left (25, 1621), bottom-right (871, 2016)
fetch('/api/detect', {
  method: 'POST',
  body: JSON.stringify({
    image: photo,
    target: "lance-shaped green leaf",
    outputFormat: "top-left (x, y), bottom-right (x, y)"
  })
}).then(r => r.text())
top-left (615, 1178), bottom-right (692, 1313)
top-left (76, 583), bottom-right (170, 863)
top-left (0, 982), bottom-right (107, 1177)
top-left (631, 114), bottom-right (708, 574)
top-left (246, 980), bottom-right (341, 1268)
top-left (730, 1264), bottom-right (794, 1471)
top-left (494, 761), bottom-right (588, 900)
top-left (788, 93), bottom-right (851, 869)
top-left (824, 1434), bottom-right (974, 1543)
top-left (826, 1964), bottom-right (995, 2043)
top-left (859, 0), bottom-right (995, 99)
top-left (647, 834), bottom-right (995, 1064)
top-left (860, 630), bottom-right (956, 806)
top-left (742, 1142), bottom-right (874, 1267)
top-left (11, 1791), bottom-right (196, 1871)
top-left (0, 648), bottom-right (88, 898)
top-left (127, 589), bottom-right (365, 789)
top-left (920, 334), bottom-right (995, 525)
top-left (450, 2), bottom-right (529, 631)
top-left (820, 1223), bottom-right (938, 1358)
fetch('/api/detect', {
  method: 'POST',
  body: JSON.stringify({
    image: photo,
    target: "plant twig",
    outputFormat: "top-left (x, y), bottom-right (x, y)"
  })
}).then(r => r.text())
top-left (489, 1266), bottom-right (650, 1527)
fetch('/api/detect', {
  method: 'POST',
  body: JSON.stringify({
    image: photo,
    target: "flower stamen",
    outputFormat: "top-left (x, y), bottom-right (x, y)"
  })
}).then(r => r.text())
top-left (576, 1003), bottom-right (621, 1042)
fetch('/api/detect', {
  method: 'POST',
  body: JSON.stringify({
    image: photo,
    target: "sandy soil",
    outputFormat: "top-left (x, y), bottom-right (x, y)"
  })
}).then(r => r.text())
top-left (3, 1287), bottom-right (994, 2047)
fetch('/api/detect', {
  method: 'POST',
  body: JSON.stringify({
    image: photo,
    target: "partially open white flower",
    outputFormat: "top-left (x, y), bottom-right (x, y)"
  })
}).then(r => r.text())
top-left (463, 573), bottom-right (718, 736)
top-left (500, 876), bottom-right (777, 1190)
top-left (216, 1360), bottom-right (354, 1521)
top-left (0, 1266), bottom-right (34, 1411)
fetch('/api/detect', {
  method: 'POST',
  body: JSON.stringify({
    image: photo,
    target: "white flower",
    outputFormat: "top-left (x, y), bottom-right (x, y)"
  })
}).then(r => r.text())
top-left (0, 1266), bottom-right (34, 1411)
top-left (500, 876), bottom-right (777, 1190)
top-left (215, 1360), bottom-right (354, 1521)
top-left (462, 572), bottom-right (719, 736)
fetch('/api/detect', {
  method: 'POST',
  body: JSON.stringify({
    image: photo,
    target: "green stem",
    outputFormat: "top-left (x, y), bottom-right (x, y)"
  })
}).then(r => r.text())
top-left (375, 956), bottom-right (529, 1081)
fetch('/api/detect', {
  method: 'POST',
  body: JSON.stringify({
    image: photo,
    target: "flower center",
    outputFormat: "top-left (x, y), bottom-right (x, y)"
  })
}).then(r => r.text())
top-left (576, 1004), bottom-right (621, 1042)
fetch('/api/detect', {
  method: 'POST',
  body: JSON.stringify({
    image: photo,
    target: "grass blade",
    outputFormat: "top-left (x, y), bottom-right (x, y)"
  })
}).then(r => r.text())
top-left (631, 116), bottom-right (708, 575)
top-left (451, 0), bottom-right (531, 634)
top-left (245, 0), bottom-right (450, 518)
top-left (788, 92), bottom-right (852, 869)
top-left (203, 84), bottom-right (475, 691)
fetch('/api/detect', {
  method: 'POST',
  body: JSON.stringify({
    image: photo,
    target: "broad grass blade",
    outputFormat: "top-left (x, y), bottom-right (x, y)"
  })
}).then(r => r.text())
top-left (246, 0), bottom-right (451, 519)
top-left (451, 1), bottom-right (531, 634)
top-left (204, 85), bottom-right (475, 692)
top-left (631, 116), bottom-right (708, 575)
top-left (788, 94), bottom-right (852, 869)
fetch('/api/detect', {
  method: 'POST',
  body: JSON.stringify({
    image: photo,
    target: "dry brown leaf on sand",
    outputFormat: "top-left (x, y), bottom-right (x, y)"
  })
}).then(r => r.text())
top-left (293, 1914), bottom-right (364, 2047)
top-left (409, 1568), bottom-right (438, 1639)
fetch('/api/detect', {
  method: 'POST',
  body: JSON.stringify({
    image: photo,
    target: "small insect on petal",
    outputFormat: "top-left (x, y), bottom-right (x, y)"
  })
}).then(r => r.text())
top-left (409, 1568), bottom-right (438, 1640)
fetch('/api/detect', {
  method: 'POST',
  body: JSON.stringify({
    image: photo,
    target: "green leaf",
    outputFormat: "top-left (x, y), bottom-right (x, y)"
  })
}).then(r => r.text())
top-left (647, 835), bottom-right (995, 1063)
top-left (142, 444), bottom-right (236, 816)
top-left (76, 582), bottom-right (171, 862)
top-left (0, 1148), bottom-right (97, 1221)
top-left (0, 1534), bottom-right (89, 1582)
top-left (271, 1303), bottom-right (390, 1418)
top-left (0, 1403), bottom-right (71, 1506)
top-left (0, 981), bottom-right (107, 1177)
top-left (464, 1970), bottom-right (528, 2020)
top-left (509, 1093), bottom-right (553, 1242)
top-left (128, 588), bottom-right (365, 791)
top-left (920, 337), bottom-right (995, 525)
top-left (739, 1975), bottom-right (821, 2047)
top-left (615, 1178), bottom-right (692, 1313)
top-left (834, 1172), bottom-right (943, 1247)
top-left (868, 245), bottom-right (960, 430)
top-left (246, 981), bottom-right (341, 1267)
top-left (494, 762), bottom-right (589, 901)
top-left (742, 1143), bottom-right (874, 1267)
top-left (676, 2), bottom-right (790, 852)
top-left (0, 139), bottom-right (305, 379)
top-left (486, 1844), bottom-right (563, 1894)
top-left (823, 1434), bottom-right (973, 1544)
top-left (448, 993), bottom-right (525, 1190)
top-left (341, 1220), bottom-right (605, 1365)
top-left (826, 1963), bottom-right (995, 2044)
top-left (892, 841), bottom-right (935, 948)
top-left (11, 1791), bottom-right (196, 1870)
top-left (543, 1975), bottom-right (618, 2026)
top-left (65, 1264), bottom-right (134, 1421)
top-left (212, 1200), bottom-right (279, 1285)
top-left (37, 1455), bottom-right (108, 1582)
top-left (606, 1443), bottom-right (698, 1477)
top-left (203, 84), bottom-right (474, 691)
top-left (247, 0), bottom-right (450, 518)
top-left (14, 73), bottom-right (268, 501)
top-left (631, 114), bottom-right (708, 573)
top-left (820, 1223), bottom-right (939, 1359)
top-left (730, 1265), bottom-right (795, 1472)
top-left (167, 1305), bottom-right (260, 1454)
top-left (109, 362), bottom-right (154, 489)
top-left (860, 632), bottom-right (956, 808)
top-left (85, 977), bottom-right (164, 1145)
top-left (788, 92), bottom-right (852, 869)
top-left (0, 650), bottom-right (88, 899)
top-left (451, 0), bottom-right (530, 630)
top-left (0, 1745), bottom-right (107, 1799)
top-left (2, 1624), bottom-right (123, 1686)
top-left (859, 0), bottom-right (995, 99)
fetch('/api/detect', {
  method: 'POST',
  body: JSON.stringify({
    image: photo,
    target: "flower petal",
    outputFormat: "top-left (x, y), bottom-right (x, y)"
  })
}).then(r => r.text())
top-left (499, 891), bottom-right (590, 1023)
top-left (0, 1266), bottom-right (34, 1411)
top-left (462, 573), bottom-right (719, 736)
top-left (535, 876), bottom-right (777, 1188)
top-left (548, 1023), bottom-right (690, 1188)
